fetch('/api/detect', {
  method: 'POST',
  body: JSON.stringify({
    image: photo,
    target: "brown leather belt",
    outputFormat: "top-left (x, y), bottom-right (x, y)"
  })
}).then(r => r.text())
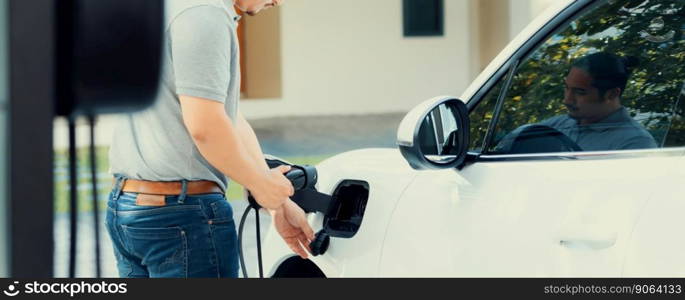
top-left (120, 179), bottom-right (223, 196)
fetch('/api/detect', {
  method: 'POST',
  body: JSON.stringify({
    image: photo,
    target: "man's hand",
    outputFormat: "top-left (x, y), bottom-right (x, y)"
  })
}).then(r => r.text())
top-left (249, 165), bottom-right (294, 210)
top-left (272, 199), bottom-right (315, 259)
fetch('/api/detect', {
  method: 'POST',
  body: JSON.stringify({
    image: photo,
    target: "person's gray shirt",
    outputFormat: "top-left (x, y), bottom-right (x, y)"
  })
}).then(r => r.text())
top-left (109, 0), bottom-right (241, 192)
top-left (538, 106), bottom-right (658, 151)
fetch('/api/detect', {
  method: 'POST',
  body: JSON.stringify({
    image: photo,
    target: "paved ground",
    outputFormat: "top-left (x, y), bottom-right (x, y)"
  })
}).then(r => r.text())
top-left (53, 112), bottom-right (405, 156)
top-left (53, 113), bottom-right (405, 278)
top-left (249, 113), bottom-right (404, 157)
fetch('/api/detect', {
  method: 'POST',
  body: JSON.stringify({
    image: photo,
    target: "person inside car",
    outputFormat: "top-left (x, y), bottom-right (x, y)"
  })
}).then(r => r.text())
top-left (496, 52), bottom-right (658, 153)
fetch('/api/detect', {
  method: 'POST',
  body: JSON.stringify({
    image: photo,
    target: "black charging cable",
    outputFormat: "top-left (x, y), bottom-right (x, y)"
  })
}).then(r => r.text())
top-left (238, 164), bottom-right (323, 278)
top-left (238, 195), bottom-right (265, 278)
top-left (255, 207), bottom-right (264, 278)
top-left (238, 203), bottom-right (250, 277)
top-left (238, 198), bottom-right (264, 278)
top-left (239, 168), bottom-right (302, 278)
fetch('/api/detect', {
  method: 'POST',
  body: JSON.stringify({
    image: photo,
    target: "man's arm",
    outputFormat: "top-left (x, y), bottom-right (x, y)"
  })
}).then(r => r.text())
top-left (179, 95), bottom-right (293, 210)
top-left (618, 135), bottom-right (658, 150)
top-left (235, 111), bottom-right (270, 172)
top-left (168, 6), bottom-right (291, 208)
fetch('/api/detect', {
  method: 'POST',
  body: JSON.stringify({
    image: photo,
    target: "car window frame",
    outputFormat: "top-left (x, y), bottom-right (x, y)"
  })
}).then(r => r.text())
top-left (464, 0), bottom-right (685, 164)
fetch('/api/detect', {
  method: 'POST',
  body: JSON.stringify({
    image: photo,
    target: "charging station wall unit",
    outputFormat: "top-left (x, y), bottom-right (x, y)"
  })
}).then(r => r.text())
top-left (403, 0), bottom-right (444, 37)
top-left (56, 0), bottom-right (164, 117)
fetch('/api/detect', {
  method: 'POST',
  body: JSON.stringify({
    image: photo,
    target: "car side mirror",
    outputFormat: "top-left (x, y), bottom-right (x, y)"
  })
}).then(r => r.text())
top-left (397, 96), bottom-right (470, 170)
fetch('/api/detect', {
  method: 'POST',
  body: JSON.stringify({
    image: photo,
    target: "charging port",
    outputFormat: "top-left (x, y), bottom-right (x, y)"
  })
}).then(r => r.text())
top-left (324, 180), bottom-right (369, 238)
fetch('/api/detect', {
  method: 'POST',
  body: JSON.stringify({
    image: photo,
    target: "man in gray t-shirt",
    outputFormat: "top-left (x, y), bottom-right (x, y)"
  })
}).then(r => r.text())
top-left (110, 0), bottom-right (242, 192)
top-left (497, 52), bottom-right (657, 153)
top-left (107, 0), bottom-right (314, 278)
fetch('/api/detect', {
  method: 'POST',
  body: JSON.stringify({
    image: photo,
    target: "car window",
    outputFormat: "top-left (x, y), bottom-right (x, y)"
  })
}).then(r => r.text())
top-left (483, 0), bottom-right (685, 155)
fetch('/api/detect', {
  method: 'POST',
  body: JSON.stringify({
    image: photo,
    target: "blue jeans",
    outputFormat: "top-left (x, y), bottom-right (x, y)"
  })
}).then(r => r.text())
top-left (105, 177), bottom-right (239, 278)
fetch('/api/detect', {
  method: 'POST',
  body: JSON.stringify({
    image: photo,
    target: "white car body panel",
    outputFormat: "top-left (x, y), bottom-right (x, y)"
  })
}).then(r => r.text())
top-left (264, 149), bottom-right (418, 277)
top-left (380, 150), bottom-right (684, 277)
top-left (624, 154), bottom-right (685, 276)
top-left (263, 149), bottom-right (685, 278)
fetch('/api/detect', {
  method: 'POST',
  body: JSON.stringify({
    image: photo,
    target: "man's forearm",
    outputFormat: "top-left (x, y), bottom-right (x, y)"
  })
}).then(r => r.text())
top-left (236, 112), bottom-right (270, 172)
top-left (190, 112), bottom-right (267, 193)
top-left (236, 112), bottom-right (284, 215)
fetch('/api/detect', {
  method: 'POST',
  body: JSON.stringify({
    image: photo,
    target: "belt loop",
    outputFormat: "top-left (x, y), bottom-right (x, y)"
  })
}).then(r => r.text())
top-left (178, 180), bottom-right (188, 204)
top-left (113, 175), bottom-right (126, 201)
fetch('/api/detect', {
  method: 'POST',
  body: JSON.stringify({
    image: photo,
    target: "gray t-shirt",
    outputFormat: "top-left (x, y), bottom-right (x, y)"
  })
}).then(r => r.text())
top-left (109, 0), bottom-right (241, 192)
top-left (495, 106), bottom-right (658, 153)
top-left (538, 107), bottom-right (658, 151)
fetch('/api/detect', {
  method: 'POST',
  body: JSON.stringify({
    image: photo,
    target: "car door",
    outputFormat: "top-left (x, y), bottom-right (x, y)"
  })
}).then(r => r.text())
top-left (380, 0), bottom-right (685, 277)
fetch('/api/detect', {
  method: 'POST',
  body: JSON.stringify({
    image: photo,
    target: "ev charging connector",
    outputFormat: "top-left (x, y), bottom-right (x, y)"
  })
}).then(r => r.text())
top-left (238, 157), bottom-right (334, 278)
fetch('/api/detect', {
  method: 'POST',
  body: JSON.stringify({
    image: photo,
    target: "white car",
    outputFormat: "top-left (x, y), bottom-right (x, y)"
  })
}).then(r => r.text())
top-left (262, 0), bottom-right (685, 277)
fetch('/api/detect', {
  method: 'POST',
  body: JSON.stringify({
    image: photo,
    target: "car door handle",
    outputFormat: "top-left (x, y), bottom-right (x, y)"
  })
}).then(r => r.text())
top-left (559, 231), bottom-right (618, 250)
top-left (559, 237), bottom-right (617, 250)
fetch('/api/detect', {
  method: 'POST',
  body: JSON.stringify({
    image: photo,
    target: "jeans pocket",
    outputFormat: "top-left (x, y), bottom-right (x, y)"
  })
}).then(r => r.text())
top-left (208, 219), bottom-right (239, 277)
top-left (122, 225), bottom-right (187, 278)
top-left (203, 199), bottom-right (238, 277)
top-left (209, 199), bottom-right (234, 224)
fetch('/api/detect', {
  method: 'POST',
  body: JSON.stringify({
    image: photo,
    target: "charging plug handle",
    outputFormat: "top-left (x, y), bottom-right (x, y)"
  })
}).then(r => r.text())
top-left (249, 160), bottom-right (322, 211)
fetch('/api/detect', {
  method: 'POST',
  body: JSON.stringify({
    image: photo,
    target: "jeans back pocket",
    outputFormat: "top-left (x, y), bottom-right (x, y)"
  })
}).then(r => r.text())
top-left (121, 225), bottom-right (187, 277)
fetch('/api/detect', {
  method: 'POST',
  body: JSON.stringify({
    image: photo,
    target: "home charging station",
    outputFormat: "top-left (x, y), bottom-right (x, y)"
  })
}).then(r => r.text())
top-left (54, 0), bottom-right (163, 278)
